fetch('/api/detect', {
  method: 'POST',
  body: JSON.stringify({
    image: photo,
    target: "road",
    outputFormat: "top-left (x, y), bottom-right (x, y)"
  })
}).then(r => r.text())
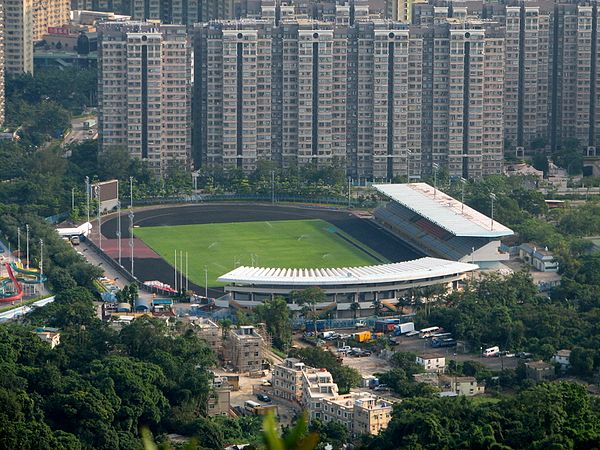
top-left (77, 239), bottom-right (153, 302)
top-left (63, 115), bottom-right (97, 146)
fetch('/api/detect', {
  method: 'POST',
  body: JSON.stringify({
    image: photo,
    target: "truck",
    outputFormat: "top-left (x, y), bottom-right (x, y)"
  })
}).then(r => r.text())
top-left (353, 331), bottom-right (372, 343)
top-left (320, 331), bottom-right (335, 340)
top-left (374, 320), bottom-right (396, 333)
top-left (394, 322), bottom-right (415, 336)
top-left (374, 318), bottom-right (402, 333)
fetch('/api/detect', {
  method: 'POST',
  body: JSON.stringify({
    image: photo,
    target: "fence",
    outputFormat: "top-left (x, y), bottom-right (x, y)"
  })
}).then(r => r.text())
top-left (293, 315), bottom-right (415, 330)
top-left (132, 193), bottom-right (377, 209)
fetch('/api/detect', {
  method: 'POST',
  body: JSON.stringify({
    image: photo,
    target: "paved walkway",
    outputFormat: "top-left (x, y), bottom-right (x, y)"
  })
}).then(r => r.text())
top-left (78, 239), bottom-right (153, 302)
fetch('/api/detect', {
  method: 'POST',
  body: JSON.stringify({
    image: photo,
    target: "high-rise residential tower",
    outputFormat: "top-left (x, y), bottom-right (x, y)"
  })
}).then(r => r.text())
top-left (0, 2), bottom-right (5, 127)
top-left (3, 0), bottom-right (34, 74)
top-left (131, 0), bottom-right (250, 26)
top-left (194, 5), bottom-right (505, 180)
top-left (97, 22), bottom-right (192, 175)
top-left (32, 0), bottom-right (70, 42)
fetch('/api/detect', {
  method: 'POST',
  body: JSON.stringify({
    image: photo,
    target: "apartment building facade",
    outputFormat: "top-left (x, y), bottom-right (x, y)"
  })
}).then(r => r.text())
top-left (0, 2), bottom-right (5, 127)
top-left (130, 0), bottom-right (249, 25)
top-left (97, 21), bottom-right (191, 175)
top-left (272, 358), bottom-right (393, 436)
top-left (194, 5), bottom-right (505, 180)
top-left (3, 0), bottom-right (34, 74)
top-left (420, 0), bottom-right (600, 155)
top-left (32, 0), bottom-right (70, 42)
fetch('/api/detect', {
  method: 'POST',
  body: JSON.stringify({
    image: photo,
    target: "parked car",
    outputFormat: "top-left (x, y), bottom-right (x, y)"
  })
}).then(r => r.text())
top-left (337, 345), bottom-right (351, 353)
top-left (516, 352), bottom-right (533, 359)
top-left (355, 321), bottom-right (366, 328)
top-left (374, 384), bottom-right (390, 392)
top-left (256, 393), bottom-right (271, 403)
top-left (359, 350), bottom-right (372, 357)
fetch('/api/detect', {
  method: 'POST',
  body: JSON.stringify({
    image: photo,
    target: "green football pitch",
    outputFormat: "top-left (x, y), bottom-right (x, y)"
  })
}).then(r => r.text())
top-left (134, 219), bottom-right (385, 286)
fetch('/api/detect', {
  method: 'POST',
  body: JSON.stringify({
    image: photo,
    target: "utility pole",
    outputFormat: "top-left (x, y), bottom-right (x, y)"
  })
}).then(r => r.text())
top-left (85, 176), bottom-right (90, 224)
top-left (185, 252), bottom-right (189, 292)
top-left (406, 149), bottom-right (411, 182)
top-left (460, 177), bottom-right (467, 214)
top-left (128, 210), bottom-right (134, 277)
top-left (26, 224), bottom-right (29, 269)
top-left (71, 187), bottom-right (75, 211)
top-left (17, 227), bottom-right (20, 262)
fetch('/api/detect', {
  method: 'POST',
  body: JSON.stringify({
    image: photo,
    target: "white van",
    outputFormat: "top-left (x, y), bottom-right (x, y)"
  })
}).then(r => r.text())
top-left (244, 400), bottom-right (261, 412)
top-left (483, 346), bottom-right (500, 357)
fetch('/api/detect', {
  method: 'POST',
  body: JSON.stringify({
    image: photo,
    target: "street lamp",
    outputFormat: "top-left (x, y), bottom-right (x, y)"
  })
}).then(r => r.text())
top-left (39, 239), bottom-right (44, 278)
top-left (128, 210), bottom-right (134, 277)
top-left (116, 201), bottom-right (122, 266)
top-left (26, 224), bottom-right (29, 269)
top-left (490, 193), bottom-right (496, 231)
top-left (204, 265), bottom-right (208, 298)
top-left (460, 177), bottom-right (467, 214)
top-left (95, 184), bottom-right (102, 250)
top-left (85, 176), bottom-right (90, 224)
top-left (432, 163), bottom-right (439, 197)
top-left (348, 177), bottom-right (352, 207)
top-left (271, 170), bottom-right (275, 205)
top-left (129, 176), bottom-right (134, 209)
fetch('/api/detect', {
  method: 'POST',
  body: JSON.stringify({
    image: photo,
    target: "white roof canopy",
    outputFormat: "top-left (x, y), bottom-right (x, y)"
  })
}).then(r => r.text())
top-left (218, 257), bottom-right (478, 287)
top-left (373, 183), bottom-right (513, 238)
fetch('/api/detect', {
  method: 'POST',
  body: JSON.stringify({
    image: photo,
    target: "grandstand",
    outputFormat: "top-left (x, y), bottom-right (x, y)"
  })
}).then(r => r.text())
top-left (373, 183), bottom-right (514, 266)
top-left (218, 257), bottom-right (478, 318)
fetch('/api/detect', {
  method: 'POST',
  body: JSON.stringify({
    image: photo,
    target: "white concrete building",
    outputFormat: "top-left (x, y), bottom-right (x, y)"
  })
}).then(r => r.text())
top-left (416, 354), bottom-right (446, 373)
top-left (272, 358), bottom-right (393, 436)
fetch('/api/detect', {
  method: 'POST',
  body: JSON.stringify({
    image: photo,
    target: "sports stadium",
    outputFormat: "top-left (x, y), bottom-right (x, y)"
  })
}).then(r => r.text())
top-left (98, 183), bottom-right (512, 318)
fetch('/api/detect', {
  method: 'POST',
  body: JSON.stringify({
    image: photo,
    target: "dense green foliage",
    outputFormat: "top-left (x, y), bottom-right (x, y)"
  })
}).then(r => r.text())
top-left (0, 299), bottom-right (217, 449)
top-left (255, 297), bottom-right (293, 352)
top-left (363, 382), bottom-right (600, 449)
top-left (288, 347), bottom-right (361, 394)
top-left (194, 161), bottom-right (349, 199)
top-left (419, 266), bottom-right (600, 376)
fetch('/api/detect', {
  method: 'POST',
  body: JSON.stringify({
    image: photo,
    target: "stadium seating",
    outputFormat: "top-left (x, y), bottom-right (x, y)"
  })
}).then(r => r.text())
top-left (374, 201), bottom-right (492, 261)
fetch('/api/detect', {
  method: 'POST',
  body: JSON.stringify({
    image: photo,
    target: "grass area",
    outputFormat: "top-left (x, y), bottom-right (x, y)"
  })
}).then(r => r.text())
top-left (134, 219), bottom-right (383, 286)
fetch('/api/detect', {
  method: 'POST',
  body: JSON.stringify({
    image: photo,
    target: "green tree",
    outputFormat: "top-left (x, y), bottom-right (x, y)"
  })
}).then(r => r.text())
top-left (293, 287), bottom-right (325, 334)
top-left (350, 301), bottom-right (361, 320)
top-left (255, 296), bottom-right (293, 352)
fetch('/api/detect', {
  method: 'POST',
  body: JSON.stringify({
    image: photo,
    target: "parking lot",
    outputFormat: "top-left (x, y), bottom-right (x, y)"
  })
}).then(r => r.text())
top-left (298, 329), bottom-right (519, 372)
